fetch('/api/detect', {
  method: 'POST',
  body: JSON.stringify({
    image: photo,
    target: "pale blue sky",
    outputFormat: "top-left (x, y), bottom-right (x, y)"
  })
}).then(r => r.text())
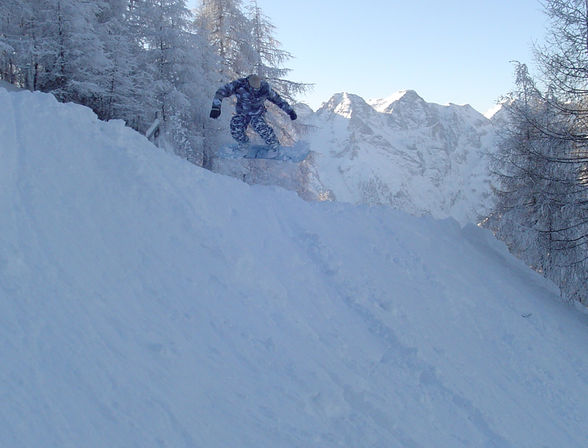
top-left (189, 0), bottom-right (548, 114)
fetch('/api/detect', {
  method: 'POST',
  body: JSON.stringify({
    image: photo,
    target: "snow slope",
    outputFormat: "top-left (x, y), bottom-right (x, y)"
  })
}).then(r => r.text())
top-left (1, 88), bottom-right (587, 448)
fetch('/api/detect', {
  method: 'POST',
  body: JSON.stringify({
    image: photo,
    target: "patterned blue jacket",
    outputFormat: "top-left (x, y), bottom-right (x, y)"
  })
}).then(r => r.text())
top-left (212, 78), bottom-right (294, 116)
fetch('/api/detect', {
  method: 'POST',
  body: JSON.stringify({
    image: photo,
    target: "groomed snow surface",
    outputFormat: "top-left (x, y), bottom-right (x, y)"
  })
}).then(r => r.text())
top-left (1, 88), bottom-right (586, 447)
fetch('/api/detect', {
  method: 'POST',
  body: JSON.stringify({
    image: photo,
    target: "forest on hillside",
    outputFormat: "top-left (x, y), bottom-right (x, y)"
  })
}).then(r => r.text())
top-left (0, 0), bottom-right (307, 166)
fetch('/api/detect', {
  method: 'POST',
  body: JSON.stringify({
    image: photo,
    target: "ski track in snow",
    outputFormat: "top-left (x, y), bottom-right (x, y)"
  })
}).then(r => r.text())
top-left (0, 87), bottom-right (587, 448)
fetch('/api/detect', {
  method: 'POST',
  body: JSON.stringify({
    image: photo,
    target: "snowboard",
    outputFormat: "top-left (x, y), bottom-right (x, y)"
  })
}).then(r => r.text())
top-left (217, 141), bottom-right (310, 162)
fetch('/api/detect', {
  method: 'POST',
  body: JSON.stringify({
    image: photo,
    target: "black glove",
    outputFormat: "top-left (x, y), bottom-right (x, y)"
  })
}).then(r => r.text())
top-left (288, 110), bottom-right (297, 121)
top-left (210, 107), bottom-right (221, 119)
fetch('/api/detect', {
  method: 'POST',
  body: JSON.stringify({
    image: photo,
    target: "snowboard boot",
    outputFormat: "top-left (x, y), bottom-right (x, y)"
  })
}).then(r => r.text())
top-left (265, 142), bottom-right (279, 158)
top-left (236, 141), bottom-right (250, 153)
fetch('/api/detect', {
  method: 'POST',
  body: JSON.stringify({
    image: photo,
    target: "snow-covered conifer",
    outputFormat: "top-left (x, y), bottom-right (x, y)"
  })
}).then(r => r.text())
top-left (488, 0), bottom-right (588, 304)
top-left (195, 0), bottom-right (255, 81)
top-left (247, 0), bottom-right (308, 102)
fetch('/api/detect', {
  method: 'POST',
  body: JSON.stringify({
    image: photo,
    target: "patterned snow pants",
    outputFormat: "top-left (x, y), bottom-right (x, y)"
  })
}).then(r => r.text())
top-left (230, 113), bottom-right (279, 147)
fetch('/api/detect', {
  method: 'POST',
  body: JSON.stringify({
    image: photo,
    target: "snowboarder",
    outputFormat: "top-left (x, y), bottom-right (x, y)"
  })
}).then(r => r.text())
top-left (209, 74), bottom-right (297, 157)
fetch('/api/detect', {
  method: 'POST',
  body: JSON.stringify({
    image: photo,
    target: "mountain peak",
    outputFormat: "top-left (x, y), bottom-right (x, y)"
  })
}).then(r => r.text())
top-left (368, 89), bottom-right (425, 113)
top-left (318, 92), bottom-right (374, 118)
top-left (318, 90), bottom-right (429, 117)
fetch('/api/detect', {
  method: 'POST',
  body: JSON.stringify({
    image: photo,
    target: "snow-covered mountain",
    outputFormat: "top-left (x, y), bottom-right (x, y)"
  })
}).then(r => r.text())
top-left (306, 90), bottom-right (497, 224)
top-left (212, 90), bottom-right (498, 224)
top-left (2, 84), bottom-right (587, 448)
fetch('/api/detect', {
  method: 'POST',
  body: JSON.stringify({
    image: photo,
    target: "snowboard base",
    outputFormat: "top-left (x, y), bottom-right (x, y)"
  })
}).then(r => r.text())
top-left (217, 142), bottom-right (310, 162)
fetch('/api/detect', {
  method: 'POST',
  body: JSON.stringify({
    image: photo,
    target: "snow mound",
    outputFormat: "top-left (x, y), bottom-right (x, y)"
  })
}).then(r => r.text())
top-left (1, 87), bottom-right (587, 448)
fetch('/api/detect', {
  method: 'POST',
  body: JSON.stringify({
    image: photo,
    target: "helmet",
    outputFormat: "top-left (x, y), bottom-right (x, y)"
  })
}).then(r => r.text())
top-left (247, 74), bottom-right (262, 89)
